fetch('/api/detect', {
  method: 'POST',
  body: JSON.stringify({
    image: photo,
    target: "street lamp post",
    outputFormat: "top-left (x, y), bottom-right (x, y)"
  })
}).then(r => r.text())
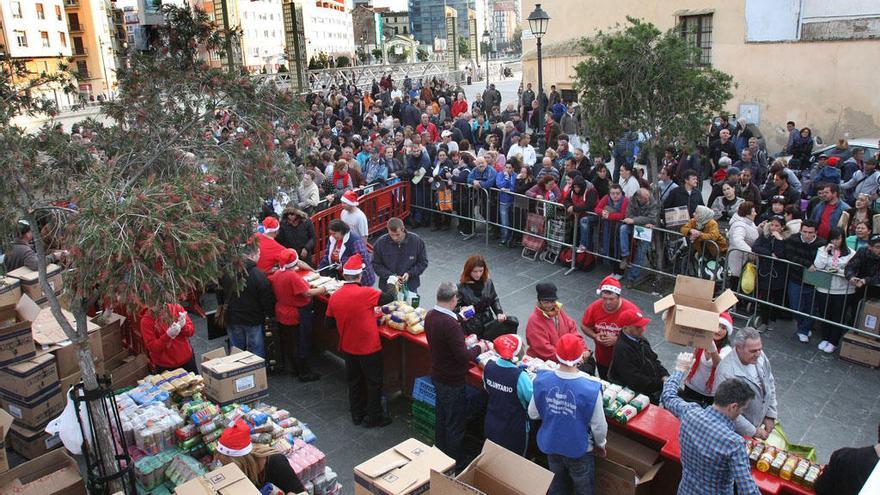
top-left (482, 29), bottom-right (491, 89)
top-left (527, 3), bottom-right (549, 151)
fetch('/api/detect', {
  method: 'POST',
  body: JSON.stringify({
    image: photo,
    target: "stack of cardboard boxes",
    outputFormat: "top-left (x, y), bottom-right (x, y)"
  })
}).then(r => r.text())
top-left (841, 300), bottom-right (880, 368)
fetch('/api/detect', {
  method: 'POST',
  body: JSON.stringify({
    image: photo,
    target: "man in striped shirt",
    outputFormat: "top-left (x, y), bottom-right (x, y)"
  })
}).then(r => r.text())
top-left (661, 353), bottom-right (761, 495)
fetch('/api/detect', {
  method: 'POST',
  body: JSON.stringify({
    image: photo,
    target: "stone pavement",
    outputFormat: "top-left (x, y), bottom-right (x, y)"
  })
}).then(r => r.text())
top-left (184, 225), bottom-right (879, 494)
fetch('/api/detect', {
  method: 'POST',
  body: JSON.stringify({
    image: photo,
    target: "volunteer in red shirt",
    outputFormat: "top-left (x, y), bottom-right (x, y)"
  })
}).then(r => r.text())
top-left (140, 303), bottom-right (197, 373)
top-left (580, 276), bottom-right (638, 379)
top-left (325, 254), bottom-right (397, 428)
top-left (269, 249), bottom-right (326, 382)
top-left (256, 217), bottom-right (287, 273)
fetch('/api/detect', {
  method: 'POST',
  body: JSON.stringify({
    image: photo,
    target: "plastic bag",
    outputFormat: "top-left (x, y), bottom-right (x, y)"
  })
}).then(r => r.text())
top-left (741, 262), bottom-right (756, 295)
top-left (45, 388), bottom-right (87, 454)
top-left (766, 422), bottom-right (816, 462)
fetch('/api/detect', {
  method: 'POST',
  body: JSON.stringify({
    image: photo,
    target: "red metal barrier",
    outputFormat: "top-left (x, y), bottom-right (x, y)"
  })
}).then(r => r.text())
top-left (310, 182), bottom-right (411, 266)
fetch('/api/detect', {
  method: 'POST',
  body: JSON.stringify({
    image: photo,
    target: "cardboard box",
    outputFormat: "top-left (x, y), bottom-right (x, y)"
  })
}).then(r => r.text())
top-left (654, 275), bottom-right (738, 349)
top-left (595, 430), bottom-right (664, 495)
top-left (0, 298), bottom-right (37, 368)
top-left (354, 438), bottom-right (455, 495)
top-left (0, 449), bottom-right (86, 495)
top-left (175, 463), bottom-right (260, 495)
top-left (0, 353), bottom-right (58, 402)
top-left (0, 410), bottom-right (12, 473)
top-left (106, 353), bottom-right (150, 389)
top-left (0, 385), bottom-right (65, 429)
top-left (0, 279), bottom-right (20, 308)
top-left (5, 265), bottom-right (63, 303)
top-left (7, 423), bottom-right (61, 460)
top-left (429, 440), bottom-right (553, 495)
top-left (51, 330), bottom-right (103, 379)
top-left (200, 347), bottom-right (267, 406)
top-left (58, 372), bottom-right (81, 395)
top-left (840, 332), bottom-right (880, 368)
top-left (857, 300), bottom-right (880, 337)
top-left (91, 312), bottom-right (125, 360)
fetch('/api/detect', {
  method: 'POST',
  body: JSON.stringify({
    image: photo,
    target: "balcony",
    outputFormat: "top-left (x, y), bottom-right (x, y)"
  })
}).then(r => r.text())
top-left (72, 49), bottom-right (88, 57)
top-left (65, 0), bottom-right (80, 7)
top-left (69, 24), bottom-right (84, 33)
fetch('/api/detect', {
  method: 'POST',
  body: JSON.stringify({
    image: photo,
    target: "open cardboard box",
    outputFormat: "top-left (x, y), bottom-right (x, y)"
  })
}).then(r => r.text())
top-left (429, 440), bottom-right (553, 495)
top-left (596, 430), bottom-right (664, 495)
top-left (200, 347), bottom-right (268, 406)
top-left (0, 449), bottom-right (86, 495)
top-left (175, 463), bottom-right (260, 495)
top-left (654, 275), bottom-right (738, 349)
top-left (0, 296), bottom-right (39, 368)
top-left (353, 438), bottom-right (454, 495)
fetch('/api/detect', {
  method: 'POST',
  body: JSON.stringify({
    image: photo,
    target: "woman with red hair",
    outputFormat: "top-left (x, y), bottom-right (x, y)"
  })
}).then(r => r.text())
top-left (455, 254), bottom-right (518, 340)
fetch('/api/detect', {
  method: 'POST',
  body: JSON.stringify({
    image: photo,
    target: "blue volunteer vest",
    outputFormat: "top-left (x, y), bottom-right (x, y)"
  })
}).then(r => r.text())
top-left (533, 370), bottom-right (601, 458)
top-left (483, 361), bottom-right (529, 455)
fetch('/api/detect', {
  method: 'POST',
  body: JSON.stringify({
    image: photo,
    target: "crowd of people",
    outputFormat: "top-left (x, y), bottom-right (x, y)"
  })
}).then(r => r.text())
top-left (4, 72), bottom-right (879, 495)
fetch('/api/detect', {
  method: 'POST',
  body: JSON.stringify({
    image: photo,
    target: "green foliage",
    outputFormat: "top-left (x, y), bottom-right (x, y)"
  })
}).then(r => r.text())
top-left (458, 36), bottom-right (470, 57)
top-left (308, 52), bottom-right (330, 69)
top-left (510, 26), bottom-right (522, 53)
top-left (335, 55), bottom-right (351, 68)
top-left (0, 5), bottom-right (306, 317)
top-left (479, 41), bottom-right (491, 56)
top-left (417, 48), bottom-right (429, 62)
top-left (573, 17), bottom-right (732, 175)
top-left (371, 48), bottom-right (384, 61)
top-left (357, 51), bottom-right (369, 64)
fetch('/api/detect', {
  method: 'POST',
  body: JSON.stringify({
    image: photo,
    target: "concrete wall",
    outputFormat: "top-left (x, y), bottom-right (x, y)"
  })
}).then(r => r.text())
top-left (520, 0), bottom-right (880, 151)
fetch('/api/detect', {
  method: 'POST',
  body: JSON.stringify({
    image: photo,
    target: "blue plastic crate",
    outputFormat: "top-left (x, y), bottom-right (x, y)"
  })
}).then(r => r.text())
top-left (412, 376), bottom-right (436, 407)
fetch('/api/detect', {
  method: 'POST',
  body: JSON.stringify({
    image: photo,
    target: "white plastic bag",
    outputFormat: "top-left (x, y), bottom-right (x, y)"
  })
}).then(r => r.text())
top-left (46, 387), bottom-right (87, 454)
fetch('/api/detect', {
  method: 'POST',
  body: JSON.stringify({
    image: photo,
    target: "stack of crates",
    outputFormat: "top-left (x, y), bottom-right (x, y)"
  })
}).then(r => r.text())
top-left (410, 376), bottom-right (435, 444)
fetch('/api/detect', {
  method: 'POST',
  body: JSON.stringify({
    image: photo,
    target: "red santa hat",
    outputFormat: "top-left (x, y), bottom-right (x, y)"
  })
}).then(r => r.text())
top-left (280, 248), bottom-right (299, 268)
top-left (493, 334), bottom-right (523, 363)
top-left (555, 333), bottom-right (586, 367)
top-left (217, 420), bottom-right (252, 457)
top-left (262, 216), bottom-right (280, 234)
top-left (718, 312), bottom-right (733, 334)
top-left (596, 275), bottom-right (622, 295)
top-left (341, 190), bottom-right (359, 206)
top-left (342, 253), bottom-right (365, 276)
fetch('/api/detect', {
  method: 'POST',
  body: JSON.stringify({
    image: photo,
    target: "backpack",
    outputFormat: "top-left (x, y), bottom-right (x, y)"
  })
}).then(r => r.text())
top-left (559, 248), bottom-right (594, 270)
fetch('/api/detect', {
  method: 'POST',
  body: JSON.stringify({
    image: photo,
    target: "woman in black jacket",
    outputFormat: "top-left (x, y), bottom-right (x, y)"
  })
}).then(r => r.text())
top-left (455, 254), bottom-right (518, 340)
top-left (751, 215), bottom-right (788, 330)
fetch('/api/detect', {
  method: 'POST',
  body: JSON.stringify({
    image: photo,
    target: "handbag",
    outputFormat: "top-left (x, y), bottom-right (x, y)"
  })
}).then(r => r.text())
top-left (741, 262), bottom-right (757, 294)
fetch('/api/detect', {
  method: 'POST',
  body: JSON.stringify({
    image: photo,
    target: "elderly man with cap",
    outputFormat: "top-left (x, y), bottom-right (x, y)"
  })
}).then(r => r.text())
top-left (482, 334), bottom-right (533, 457)
top-left (608, 309), bottom-right (669, 404)
top-left (215, 419), bottom-right (306, 493)
top-left (441, 129), bottom-right (459, 154)
top-left (529, 334), bottom-right (607, 495)
top-left (326, 254), bottom-right (399, 428)
top-left (256, 216), bottom-right (288, 274)
top-left (269, 249), bottom-right (326, 381)
top-left (580, 276), bottom-right (639, 380)
top-left (526, 283), bottom-right (595, 374)
top-left (340, 190), bottom-right (369, 239)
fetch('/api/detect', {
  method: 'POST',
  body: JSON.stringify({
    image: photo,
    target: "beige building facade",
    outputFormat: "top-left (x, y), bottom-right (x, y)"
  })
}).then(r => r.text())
top-left (521, 0), bottom-right (880, 151)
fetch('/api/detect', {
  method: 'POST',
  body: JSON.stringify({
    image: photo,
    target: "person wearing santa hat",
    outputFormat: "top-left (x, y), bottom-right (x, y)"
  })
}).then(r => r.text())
top-left (482, 334), bottom-right (533, 457)
top-left (526, 283), bottom-right (596, 375)
top-left (608, 309), bottom-right (669, 405)
top-left (140, 303), bottom-right (197, 373)
top-left (269, 249), bottom-right (326, 381)
top-left (529, 333), bottom-right (607, 495)
top-left (256, 216), bottom-right (288, 274)
top-left (215, 420), bottom-right (306, 493)
top-left (326, 253), bottom-right (398, 427)
top-left (340, 190), bottom-right (369, 239)
top-left (682, 312), bottom-right (734, 407)
top-left (318, 219), bottom-right (376, 287)
top-left (580, 275), bottom-right (639, 380)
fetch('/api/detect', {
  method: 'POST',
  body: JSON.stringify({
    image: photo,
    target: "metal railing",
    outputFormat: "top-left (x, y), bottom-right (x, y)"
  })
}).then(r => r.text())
top-left (254, 61), bottom-right (467, 93)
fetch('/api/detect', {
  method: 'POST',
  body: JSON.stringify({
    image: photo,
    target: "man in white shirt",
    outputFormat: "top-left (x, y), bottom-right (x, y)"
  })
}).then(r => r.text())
top-left (507, 133), bottom-right (537, 167)
top-left (340, 190), bottom-right (369, 239)
top-left (441, 130), bottom-right (459, 154)
top-left (618, 163), bottom-right (640, 198)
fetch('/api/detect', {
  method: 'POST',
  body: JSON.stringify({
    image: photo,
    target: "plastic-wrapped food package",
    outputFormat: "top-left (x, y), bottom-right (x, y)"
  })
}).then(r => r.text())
top-left (164, 454), bottom-right (206, 487)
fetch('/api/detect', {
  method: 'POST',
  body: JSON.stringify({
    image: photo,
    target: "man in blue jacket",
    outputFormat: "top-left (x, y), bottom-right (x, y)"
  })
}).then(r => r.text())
top-left (529, 334), bottom-right (607, 495)
top-left (371, 217), bottom-right (429, 294)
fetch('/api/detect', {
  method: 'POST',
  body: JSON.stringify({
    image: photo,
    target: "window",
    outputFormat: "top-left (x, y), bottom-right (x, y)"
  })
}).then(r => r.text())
top-left (55, 5), bottom-right (62, 20)
top-left (76, 60), bottom-right (88, 78)
top-left (37, 3), bottom-right (46, 19)
top-left (11, 1), bottom-right (22, 18)
top-left (68, 13), bottom-right (81, 31)
top-left (680, 14), bottom-right (713, 65)
top-left (41, 31), bottom-right (50, 47)
top-left (14, 30), bottom-right (27, 47)
top-left (73, 36), bottom-right (84, 55)
top-left (59, 32), bottom-right (67, 47)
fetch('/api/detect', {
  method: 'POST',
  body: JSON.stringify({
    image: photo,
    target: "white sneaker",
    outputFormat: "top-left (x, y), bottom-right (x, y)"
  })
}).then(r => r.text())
top-left (823, 343), bottom-right (837, 354)
top-left (818, 341), bottom-right (830, 351)
top-left (797, 333), bottom-right (809, 343)
top-left (576, 245), bottom-right (586, 254)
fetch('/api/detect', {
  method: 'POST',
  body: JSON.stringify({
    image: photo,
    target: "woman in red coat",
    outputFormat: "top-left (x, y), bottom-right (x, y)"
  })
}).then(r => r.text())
top-left (140, 303), bottom-right (197, 373)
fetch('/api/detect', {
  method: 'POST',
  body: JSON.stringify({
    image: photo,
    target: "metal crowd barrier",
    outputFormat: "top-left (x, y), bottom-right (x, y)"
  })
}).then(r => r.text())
top-left (722, 247), bottom-right (874, 338)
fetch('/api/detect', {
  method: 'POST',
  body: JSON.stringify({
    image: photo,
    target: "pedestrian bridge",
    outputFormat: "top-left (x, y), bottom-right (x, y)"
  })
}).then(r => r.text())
top-left (253, 61), bottom-right (468, 93)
